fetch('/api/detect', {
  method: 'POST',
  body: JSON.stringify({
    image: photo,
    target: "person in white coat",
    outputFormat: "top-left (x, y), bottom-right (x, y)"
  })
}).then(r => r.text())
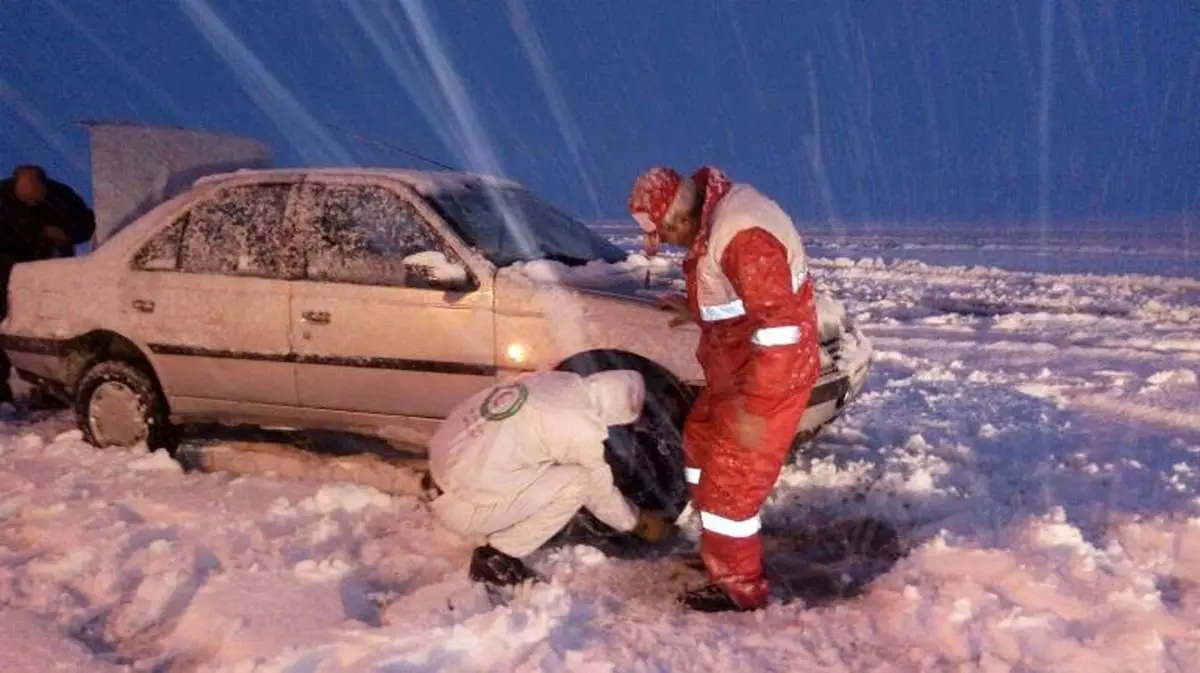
top-left (425, 369), bottom-right (675, 586)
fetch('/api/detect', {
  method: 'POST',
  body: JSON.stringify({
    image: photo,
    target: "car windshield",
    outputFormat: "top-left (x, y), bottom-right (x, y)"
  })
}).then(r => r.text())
top-left (427, 184), bottom-right (628, 268)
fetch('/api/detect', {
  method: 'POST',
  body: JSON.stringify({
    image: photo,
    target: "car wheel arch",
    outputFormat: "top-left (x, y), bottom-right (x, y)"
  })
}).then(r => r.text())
top-left (64, 331), bottom-right (166, 400)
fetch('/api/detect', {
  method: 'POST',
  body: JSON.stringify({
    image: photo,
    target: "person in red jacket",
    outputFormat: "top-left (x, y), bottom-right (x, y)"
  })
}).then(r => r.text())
top-left (628, 165), bottom-right (821, 612)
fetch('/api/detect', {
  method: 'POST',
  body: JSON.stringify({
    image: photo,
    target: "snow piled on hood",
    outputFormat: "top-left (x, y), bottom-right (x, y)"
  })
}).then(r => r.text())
top-left (499, 252), bottom-right (675, 289)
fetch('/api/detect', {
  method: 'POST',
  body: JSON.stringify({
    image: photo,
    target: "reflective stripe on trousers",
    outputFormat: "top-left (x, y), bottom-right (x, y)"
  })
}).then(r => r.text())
top-left (700, 510), bottom-right (762, 538)
top-left (688, 468), bottom-right (764, 537)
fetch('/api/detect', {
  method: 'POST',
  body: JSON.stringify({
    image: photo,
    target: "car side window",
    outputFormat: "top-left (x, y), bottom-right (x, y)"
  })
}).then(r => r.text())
top-left (132, 218), bottom-right (186, 271)
top-left (301, 183), bottom-right (474, 291)
top-left (175, 183), bottom-right (300, 279)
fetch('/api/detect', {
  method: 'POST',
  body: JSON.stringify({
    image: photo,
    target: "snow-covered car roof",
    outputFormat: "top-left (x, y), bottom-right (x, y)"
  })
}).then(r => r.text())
top-left (193, 167), bottom-right (522, 196)
top-left (82, 122), bottom-right (526, 245)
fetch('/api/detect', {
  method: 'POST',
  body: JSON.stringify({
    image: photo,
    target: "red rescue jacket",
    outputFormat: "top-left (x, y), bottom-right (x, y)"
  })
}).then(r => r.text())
top-left (682, 168), bottom-right (821, 417)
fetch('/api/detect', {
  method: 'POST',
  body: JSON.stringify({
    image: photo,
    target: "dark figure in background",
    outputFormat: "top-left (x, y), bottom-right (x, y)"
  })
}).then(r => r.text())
top-left (0, 165), bottom-right (96, 406)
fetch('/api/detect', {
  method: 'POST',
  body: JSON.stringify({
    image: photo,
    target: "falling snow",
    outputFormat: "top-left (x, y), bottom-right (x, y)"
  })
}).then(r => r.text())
top-left (1, 1), bottom-right (1198, 670)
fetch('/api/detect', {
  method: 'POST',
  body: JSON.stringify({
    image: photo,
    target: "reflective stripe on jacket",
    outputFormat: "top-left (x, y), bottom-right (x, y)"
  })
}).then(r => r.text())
top-left (684, 184), bottom-right (821, 416)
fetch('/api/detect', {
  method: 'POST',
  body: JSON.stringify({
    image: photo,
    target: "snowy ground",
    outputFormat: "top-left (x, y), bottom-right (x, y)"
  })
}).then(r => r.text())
top-left (2, 226), bottom-right (1199, 671)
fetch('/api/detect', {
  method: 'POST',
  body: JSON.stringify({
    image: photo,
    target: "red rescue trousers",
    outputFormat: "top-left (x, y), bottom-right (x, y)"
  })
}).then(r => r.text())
top-left (681, 281), bottom-right (821, 609)
top-left (683, 388), bottom-right (811, 609)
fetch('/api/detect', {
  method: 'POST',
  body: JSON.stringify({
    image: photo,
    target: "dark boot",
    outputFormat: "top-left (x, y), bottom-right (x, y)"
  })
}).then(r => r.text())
top-left (679, 583), bottom-right (760, 613)
top-left (468, 545), bottom-right (540, 587)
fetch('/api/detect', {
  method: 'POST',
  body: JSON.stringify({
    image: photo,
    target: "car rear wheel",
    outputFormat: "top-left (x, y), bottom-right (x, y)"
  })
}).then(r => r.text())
top-left (75, 360), bottom-right (176, 451)
top-left (551, 351), bottom-right (695, 544)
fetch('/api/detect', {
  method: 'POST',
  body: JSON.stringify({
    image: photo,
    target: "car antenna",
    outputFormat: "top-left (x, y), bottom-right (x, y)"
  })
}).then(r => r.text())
top-left (322, 123), bottom-right (460, 172)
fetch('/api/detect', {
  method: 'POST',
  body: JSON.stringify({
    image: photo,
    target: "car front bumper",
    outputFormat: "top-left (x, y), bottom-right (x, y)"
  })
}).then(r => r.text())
top-left (679, 326), bottom-right (872, 423)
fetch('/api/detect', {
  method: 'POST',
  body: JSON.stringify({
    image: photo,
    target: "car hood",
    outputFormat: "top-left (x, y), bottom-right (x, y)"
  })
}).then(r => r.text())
top-left (491, 261), bottom-right (862, 383)
top-left (535, 262), bottom-right (851, 344)
top-left (564, 279), bottom-right (851, 345)
top-left (562, 278), bottom-right (666, 308)
top-left (492, 260), bottom-right (685, 320)
top-left (492, 265), bottom-right (704, 384)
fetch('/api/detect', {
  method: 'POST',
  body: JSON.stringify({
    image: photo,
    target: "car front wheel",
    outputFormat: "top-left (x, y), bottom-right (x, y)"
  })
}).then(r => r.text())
top-left (551, 351), bottom-right (694, 544)
top-left (75, 360), bottom-right (175, 450)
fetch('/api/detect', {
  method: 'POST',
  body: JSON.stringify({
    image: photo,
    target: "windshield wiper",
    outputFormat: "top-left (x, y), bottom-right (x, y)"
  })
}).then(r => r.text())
top-left (538, 252), bottom-right (594, 267)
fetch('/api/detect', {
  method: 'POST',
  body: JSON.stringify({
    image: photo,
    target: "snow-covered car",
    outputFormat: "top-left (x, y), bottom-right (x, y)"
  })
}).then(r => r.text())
top-left (0, 124), bottom-right (871, 526)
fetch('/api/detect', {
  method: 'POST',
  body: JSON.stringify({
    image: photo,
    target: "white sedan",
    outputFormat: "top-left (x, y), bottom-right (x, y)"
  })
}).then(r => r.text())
top-left (0, 127), bottom-right (871, 525)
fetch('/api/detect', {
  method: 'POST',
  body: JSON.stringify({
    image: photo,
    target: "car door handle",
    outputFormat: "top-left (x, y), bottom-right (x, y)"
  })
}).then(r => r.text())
top-left (132, 299), bottom-right (155, 313)
top-left (301, 309), bottom-right (331, 324)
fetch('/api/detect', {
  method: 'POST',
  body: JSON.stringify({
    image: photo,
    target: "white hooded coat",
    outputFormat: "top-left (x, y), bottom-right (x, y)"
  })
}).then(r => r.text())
top-left (427, 370), bottom-right (644, 558)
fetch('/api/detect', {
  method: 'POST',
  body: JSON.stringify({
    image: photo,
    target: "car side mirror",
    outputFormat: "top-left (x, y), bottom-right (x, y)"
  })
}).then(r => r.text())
top-left (403, 257), bottom-right (477, 293)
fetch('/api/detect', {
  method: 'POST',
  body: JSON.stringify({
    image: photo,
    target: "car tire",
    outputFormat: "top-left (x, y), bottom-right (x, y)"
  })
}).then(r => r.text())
top-left (75, 360), bottom-right (177, 451)
top-left (551, 351), bottom-right (694, 544)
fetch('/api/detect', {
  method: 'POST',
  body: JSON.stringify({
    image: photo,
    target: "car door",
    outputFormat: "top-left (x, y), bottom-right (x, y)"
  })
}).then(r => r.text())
top-left (119, 180), bottom-right (301, 412)
top-left (290, 177), bottom-right (496, 419)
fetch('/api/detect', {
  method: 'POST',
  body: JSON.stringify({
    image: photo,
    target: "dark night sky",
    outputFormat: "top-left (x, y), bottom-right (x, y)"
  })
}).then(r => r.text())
top-left (2, 1), bottom-right (1197, 228)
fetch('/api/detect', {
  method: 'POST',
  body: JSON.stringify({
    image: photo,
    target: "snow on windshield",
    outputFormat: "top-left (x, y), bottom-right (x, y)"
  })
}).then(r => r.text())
top-left (428, 186), bottom-right (628, 268)
top-left (502, 251), bottom-right (673, 287)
